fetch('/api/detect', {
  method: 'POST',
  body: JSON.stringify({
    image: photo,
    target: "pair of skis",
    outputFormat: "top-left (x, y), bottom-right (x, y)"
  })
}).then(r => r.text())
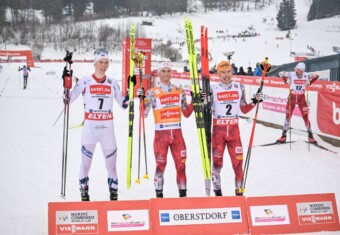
top-left (184, 18), bottom-right (212, 196)
top-left (254, 140), bottom-right (337, 154)
top-left (200, 25), bottom-right (213, 196)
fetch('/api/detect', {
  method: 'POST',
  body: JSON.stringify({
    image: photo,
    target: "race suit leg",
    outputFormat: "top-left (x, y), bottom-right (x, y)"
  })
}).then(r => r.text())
top-left (297, 94), bottom-right (311, 131)
top-left (211, 126), bottom-right (227, 191)
top-left (225, 131), bottom-right (243, 190)
top-left (24, 75), bottom-right (28, 89)
top-left (283, 94), bottom-right (297, 131)
top-left (98, 121), bottom-right (118, 190)
top-left (169, 129), bottom-right (187, 190)
top-left (153, 130), bottom-right (170, 191)
top-left (79, 121), bottom-right (98, 187)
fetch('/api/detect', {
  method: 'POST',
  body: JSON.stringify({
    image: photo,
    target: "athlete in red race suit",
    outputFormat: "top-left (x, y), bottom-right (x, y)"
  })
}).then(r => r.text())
top-left (139, 62), bottom-right (193, 198)
top-left (209, 61), bottom-right (263, 196)
top-left (277, 62), bottom-right (319, 143)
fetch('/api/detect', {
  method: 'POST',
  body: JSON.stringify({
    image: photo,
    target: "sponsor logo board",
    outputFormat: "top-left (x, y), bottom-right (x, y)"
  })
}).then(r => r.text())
top-left (159, 207), bottom-right (242, 226)
top-left (297, 201), bottom-right (335, 225)
top-left (107, 209), bottom-right (149, 232)
top-left (250, 205), bottom-right (290, 226)
top-left (56, 210), bottom-right (98, 234)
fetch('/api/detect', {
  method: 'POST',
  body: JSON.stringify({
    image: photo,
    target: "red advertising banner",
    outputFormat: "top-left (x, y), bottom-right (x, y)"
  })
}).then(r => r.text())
top-left (122, 38), bottom-right (152, 97)
top-left (150, 196), bottom-right (249, 235)
top-left (246, 193), bottom-right (340, 234)
top-left (0, 50), bottom-right (35, 67)
top-left (48, 193), bottom-right (340, 235)
top-left (317, 92), bottom-right (340, 137)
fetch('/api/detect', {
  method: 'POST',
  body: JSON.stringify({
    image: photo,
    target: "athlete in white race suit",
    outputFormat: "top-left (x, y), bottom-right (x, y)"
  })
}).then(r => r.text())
top-left (68, 49), bottom-right (129, 201)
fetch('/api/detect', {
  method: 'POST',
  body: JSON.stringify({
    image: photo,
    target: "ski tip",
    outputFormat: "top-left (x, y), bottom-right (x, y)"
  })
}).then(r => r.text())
top-left (143, 174), bottom-right (149, 179)
top-left (135, 178), bottom-right (141, 184)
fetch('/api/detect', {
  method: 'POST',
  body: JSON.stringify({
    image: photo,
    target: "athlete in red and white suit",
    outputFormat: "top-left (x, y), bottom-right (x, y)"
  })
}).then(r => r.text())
top-left (68, 49), bottom-right (129, 201)
top-left (210, 61), bottom-right (263, 196)
top-left (142, 62), bottom-right (193, 198)
top-left (277, 62), bottom-right (319, 143)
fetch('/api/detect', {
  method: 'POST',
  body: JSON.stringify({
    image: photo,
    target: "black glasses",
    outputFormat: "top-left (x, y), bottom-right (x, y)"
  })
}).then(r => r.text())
top-left (94, 48), bottom-right (108, 56)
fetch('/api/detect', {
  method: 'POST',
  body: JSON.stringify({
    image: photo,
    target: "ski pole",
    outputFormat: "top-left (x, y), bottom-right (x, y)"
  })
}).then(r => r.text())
top-left (60, 51), bottom-right (73, 198)
top-left (135, 101), bottom-right (142, 184)
top-left (141, 100), bottom-right (149, 180)
top-left (134, 52), bottom-right (148, 184)
top-left (306, 88), bottom-right (310, 152)
top-left (240, 58), bottom-right (271, 194)
top-left (18, 68), bottom-right (21, 89)
top-left (53, 108), bottom-right (64, 126)
top-left (288, 89), bottom-right (292, 150)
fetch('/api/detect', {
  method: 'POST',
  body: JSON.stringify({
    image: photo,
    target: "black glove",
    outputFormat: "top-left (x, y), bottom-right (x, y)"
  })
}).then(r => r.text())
top-left (122, 91), bottom-right (129, 109)
top-left (63, 92), bottom-right (69, 105)
top-left (137, 87), bottom-right (145, 99)
top-left (62, 66), bottom-right (70, 80)
top-left (127, 75), bottom-right (137, 87)
top-left (251, 88), bottom-right (264, 104)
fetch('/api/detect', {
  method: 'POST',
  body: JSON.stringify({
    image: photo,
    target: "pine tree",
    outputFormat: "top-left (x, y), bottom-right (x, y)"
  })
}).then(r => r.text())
top-left (276, 0), bottom-right (296, 31)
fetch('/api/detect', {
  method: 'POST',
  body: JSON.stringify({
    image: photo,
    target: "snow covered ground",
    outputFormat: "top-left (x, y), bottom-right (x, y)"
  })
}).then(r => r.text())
top-left (1, 0), bottom-right (340, 234)
top-left (0, 62), bottom-right (339, 234)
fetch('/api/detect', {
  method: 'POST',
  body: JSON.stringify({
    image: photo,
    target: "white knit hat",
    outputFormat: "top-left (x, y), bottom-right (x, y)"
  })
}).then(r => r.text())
top-left (157, 61), bottom-right (172, 73)
top-left (93, 49), bottom-right (109, 64)
top-left (295, 62), bottom-right (305, 71)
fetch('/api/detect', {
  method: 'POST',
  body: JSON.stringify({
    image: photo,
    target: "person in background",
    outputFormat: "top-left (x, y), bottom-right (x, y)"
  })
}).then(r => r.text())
top-left (204, 60), bottom-right (263, 197)
top-left (277, 62), bottom-right (319, 143)
top-left (64, 48), bottom-right (132, 201)
top-left (137, 61), bottom-right (193, 198)
top-left (18, 65), bottom-right (31, 89)
top-left (232, 63), bottom-right (238, 75)
top-left (238, 66), bottom-right (247, 75)
top-left (246, 67), bottom-right (253, 76)
top-left (253, 62), bottom-right (262, 76)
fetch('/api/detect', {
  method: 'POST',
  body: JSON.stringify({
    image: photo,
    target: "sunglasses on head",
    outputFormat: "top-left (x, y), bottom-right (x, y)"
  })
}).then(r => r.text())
top-left (94, 48), bottom-right (108, 56)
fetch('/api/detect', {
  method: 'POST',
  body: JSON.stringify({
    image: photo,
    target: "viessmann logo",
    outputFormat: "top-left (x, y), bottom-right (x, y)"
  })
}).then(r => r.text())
top-left (326, 83), bottom-right (340, 92)
top-left (160, 94), bottom-right (180, 104)
top-left (90, 85), bottom-right (111, 94)
top-left (217, 91), bottom-right (239, 101)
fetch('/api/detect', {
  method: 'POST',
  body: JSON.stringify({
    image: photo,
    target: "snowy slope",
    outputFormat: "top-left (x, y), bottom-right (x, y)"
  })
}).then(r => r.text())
top-left (24, 0), bottom-right (338, 70)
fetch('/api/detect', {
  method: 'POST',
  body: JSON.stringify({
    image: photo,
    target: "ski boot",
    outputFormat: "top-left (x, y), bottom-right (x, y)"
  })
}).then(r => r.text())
top-left (277, 130), bottom-right (287, 143)
top-left (308, 131), bottom-right (317, 144)
top-left (79, 177), bottom-right (90, 201)
top-left (235, 188), bottom-right (243, 196)
top-left (179, 189), bottom-right (187, 198)
top-left (214, 189), bottom-right (222, 196)
top-left (80, 186), bottom-right (90, 201)
top-left (109, 188), bottom-right (118, 201)
top-left (156, 189), bottom-right (163, 198)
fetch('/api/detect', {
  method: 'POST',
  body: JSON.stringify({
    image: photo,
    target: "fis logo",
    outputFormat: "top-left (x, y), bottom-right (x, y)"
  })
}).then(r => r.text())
top-left (231, 210), bottom-right (241, 220)
top-left (160, 213), bottom-right (170, 222)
